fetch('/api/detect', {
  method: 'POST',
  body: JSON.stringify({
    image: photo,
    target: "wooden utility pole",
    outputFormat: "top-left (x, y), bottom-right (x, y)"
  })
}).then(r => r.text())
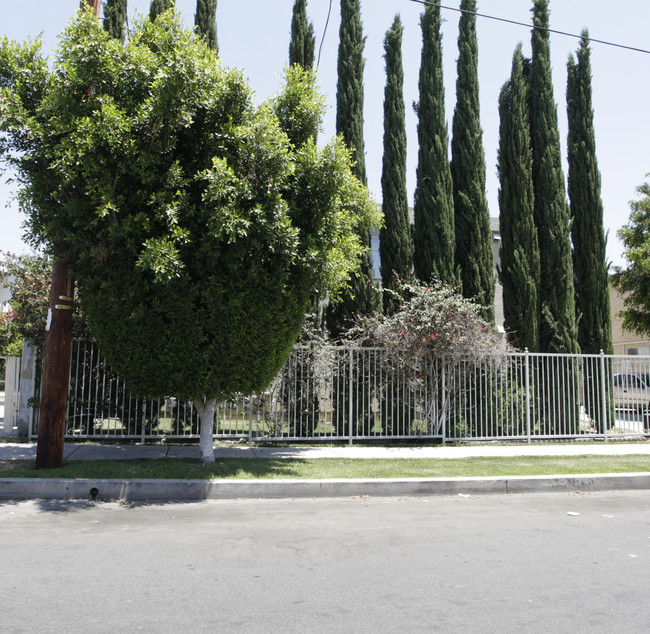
top-left (35, 0), bottom-right (101, 469)
top-left (35, 261), bottom-right (74, 469)
top-left (80, 0), bottom-right (102, 14)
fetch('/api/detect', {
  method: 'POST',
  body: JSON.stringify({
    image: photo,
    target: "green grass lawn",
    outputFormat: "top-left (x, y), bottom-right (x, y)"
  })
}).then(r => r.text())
top-left (1, 454), bottom-right (649, 480)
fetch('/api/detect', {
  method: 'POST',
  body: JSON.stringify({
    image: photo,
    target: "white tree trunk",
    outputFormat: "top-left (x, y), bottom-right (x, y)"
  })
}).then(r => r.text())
top-left (193, 398), bottom-right (218, 464)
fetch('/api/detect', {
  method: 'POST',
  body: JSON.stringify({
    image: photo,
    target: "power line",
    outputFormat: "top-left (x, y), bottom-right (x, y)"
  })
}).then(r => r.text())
top-left (408, 0), bottom-right (650, 55)
top-left (317, 0), bottom-right (334, 68)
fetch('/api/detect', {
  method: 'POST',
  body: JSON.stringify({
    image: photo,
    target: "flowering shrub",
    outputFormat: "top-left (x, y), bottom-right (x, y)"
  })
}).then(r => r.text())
top-left (348, 278), bottom-right (508, 366)
top-left (338, 278), bottom-right (511, 436)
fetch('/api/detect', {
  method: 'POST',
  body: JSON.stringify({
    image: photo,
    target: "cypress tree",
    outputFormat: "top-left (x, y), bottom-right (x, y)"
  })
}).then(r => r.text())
top-left (195, 0), bottom-right (218, 52)
top-left (497, 45), bottom-right (540, 351)
top-left (103, 0), bottom-right (127, 43)
top-left (529, 0), bottom-right (578, 354)
top-left (336, 0), bottom-right (366, 185)
top-left (149, 0), bottom-right (174, 22)
top-left (380, 15), bottom-right (412, 309)
top-left (450, 0), bottom-right (494, 322)
top-left (289, 0), bottom-right (315, 69)
top-left (413, 2), bottom-right (457, 286)
top-left (567, 31), bottom-right (612, 355)
top-left (325, 0), bottom-right (377, 445)
top-left (326, 0), bottom-right (377, 340)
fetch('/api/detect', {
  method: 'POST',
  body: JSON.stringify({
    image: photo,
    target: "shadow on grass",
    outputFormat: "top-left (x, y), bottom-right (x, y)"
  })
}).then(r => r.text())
top-left (1, 457), bottom-right (310, 480)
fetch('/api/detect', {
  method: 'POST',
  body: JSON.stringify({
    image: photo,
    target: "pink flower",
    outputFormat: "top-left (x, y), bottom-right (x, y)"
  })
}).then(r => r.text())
top-left (429, 333), bottom-right (436, 340)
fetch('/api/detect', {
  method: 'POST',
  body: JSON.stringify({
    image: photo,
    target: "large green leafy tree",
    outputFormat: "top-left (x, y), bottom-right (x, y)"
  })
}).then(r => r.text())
top-left (497, 45), bottom-right (540, 352)
top-left (567, 31), bottom-right (612, 355)
top-left (413, 2), bottom-right (457, 286)
top-left (327, 0), bottom-right (377, 337)
top-left (0, 11), bottom-right (379, 463)
top-left (103, 0), bottom-right (127, 43)
top-left (613, 180), bottom-right (650, 337)
top-left (194, 0), bottom-right (217, 52)
top-left (289, 0), bottom-right (315, 70)
top-left (379, 15), bottom-right (412, 309)
top-left (529, 0), bottom-right (578, 354)
top-left (450, 0), bottom-right (493, 322)
top-left (149, 0), bottom-right (173, 22)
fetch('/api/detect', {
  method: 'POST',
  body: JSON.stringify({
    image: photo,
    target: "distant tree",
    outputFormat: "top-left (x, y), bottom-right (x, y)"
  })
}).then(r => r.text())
top-left (413, 2), bottom-right (457, 286)
top-left (289, 0), bottom-right (315, 69)
top-left (194, 0), bottom-right (217, 52)
top-left (0, 11), bottom-right (379, 463)
top-left (149, 0), bottom-right (173, 22)
top-left (529, 0), bottom-right (578, 354)
top-left (103, 0), bottom-right (127, 43)
top-left (380, 15), bottom-right (412, 310)
top-left (613, 180), bottom-right (650, 337)
top-left (0, 251), bottom-right (89, 352)
top-left (497, 45), bottom-right (540, 352)
top-left (567, 31), bottom-right (612, 355)
top-left (450, 0), bottom-right (494, 322)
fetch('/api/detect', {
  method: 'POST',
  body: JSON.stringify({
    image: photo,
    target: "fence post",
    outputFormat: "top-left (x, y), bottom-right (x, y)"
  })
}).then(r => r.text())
top-left (248, 395), bottom-right (253, 444)
top-left (1, 356), bottom-right (20, 436)
top-left (17, 340), bottom-right (36, 439)
top-left (600, 350), bottom-right (608, 442)
top-left (441, 361), bottom-right (447, 442)
top-left (348, 348), bottom-right (353, 445)
top-left (525, 348), bottom-right (531, 443)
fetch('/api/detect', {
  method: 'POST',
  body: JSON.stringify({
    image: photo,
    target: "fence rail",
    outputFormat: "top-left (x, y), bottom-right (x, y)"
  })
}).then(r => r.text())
top-left (27, 342), bottom-right (650, 443)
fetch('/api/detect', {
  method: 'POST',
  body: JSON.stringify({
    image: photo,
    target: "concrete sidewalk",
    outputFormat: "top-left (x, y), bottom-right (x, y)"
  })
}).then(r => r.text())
top-left (0, 440), bottom-right (649, 461)
top-left (1, 441), bottom-right (649, 502)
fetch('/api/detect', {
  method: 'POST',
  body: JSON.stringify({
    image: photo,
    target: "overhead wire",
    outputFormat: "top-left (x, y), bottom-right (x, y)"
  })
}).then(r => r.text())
top-left (407, 0), bottom-right (650, 55)
top-left (317, 0), bottom-right (334, 68)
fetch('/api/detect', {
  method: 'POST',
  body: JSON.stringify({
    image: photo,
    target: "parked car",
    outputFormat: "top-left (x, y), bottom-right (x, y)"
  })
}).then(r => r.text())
top-left (613, 373), bottom-right (650, 424)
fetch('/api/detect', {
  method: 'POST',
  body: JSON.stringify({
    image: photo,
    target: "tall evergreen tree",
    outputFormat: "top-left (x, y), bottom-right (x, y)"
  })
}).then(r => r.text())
top-left (149, 0), bottom-right (173, 22)
top-left (450, 0), bottom-right (494, 322)
top-left (380, 15), bottom-right (412, 309)
top-left (289, 0), bottom-right (315, 69)
top-left (529, 0), bottom-right (578, 354)
top-left (567, 31), bottom-right (612, 355)
top-left (195, 0), bottom-right (218, 52)
top-left (497, 46), bottom-right (540, 351)
top-left (336, 0), bottom-right (366, 185)
top-left (413, 2), bottom-right (456, 286)
top-left (103, 0), bottom-right (127, 43)
top-left (326, 0), bottom-right (378, 338)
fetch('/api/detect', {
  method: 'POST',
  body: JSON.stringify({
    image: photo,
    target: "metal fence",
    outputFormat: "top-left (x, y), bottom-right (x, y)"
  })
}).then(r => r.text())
top-left (28, 341), bottom-right (650, 443)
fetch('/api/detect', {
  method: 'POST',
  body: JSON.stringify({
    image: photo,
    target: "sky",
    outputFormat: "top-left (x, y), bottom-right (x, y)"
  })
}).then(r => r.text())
top-left (1, 0), bottom-right (649, 269)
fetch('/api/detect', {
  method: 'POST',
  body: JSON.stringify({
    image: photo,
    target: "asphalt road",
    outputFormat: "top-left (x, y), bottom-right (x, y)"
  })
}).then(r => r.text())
top-left (2, 491), bottom-right (650, 633)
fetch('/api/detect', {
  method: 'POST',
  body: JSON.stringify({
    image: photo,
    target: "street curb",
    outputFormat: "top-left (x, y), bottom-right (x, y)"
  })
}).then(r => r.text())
top-left (1, 473), bottom-right (650, 501)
